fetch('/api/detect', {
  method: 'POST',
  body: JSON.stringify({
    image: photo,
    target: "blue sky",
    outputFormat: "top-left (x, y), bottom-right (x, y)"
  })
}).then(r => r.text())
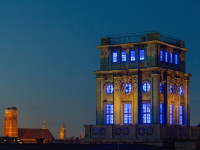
top-left (0, 0), bottom-right (199, 138)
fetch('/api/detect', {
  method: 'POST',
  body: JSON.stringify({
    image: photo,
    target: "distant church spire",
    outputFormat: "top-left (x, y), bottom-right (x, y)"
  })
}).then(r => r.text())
top-left (60, 121), bottom-right (66, 139)
top-left (43, 118), bottom-right (47, 129)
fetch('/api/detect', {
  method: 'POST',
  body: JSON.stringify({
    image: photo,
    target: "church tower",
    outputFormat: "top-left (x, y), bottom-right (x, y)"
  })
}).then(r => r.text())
top-left (60, 121), bottom-right (66, 139)
top-left (4, 107), bottom-right (18, 137)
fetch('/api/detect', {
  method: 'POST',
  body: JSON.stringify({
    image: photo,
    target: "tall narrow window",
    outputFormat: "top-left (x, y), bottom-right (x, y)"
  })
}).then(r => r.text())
top-left (170, 105), bottom-right (174, 124)
top-left (142, 103), bottom-right (151, 123)
top-left (123, 104), bottom-right (132, 124)
top-left (170, 53), bottom-right (173, 64)
top-left (140, 50), bottom-right (145, 60)
top-left (180, 86), bottom-right (183, 96)
top-left (180, 105), bottom-right (183, 125)
top-left (170, 85), bottom-right (173, 94)
top-left (160, 50), bottom-right (163, 61)
top-left (105, 104), bottom-right (114, 124)
top-left (165, 51), bottom-right (169, 62)
top-left (175, 54), bottom-right (179, 65)
top-left (113, 52), bottom-right (117, 63)
top-left (130, 50), bottom-right (135, 61)
top-left (121, 51), bottom-right (126, 62)
top-left (160, 103), bottom-right (164, 124)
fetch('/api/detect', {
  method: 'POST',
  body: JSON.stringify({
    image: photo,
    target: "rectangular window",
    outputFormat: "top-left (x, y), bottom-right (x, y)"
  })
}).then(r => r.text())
top-left (105, 104), bottom-right (114, 124)
top-left (175, 54), bottom-right (178, 65)
top-left (160, 50), bottom-right (163, 61)
top-left (165, 51), bottom-right (169, 62)
top-left (121, 51), bottom-right (126, 62)
top-left (170, 53), bottom-right (173, 64)
top-left (170, 105), bottom-right (174, 124)
top-left (142, 103), bottom-right (151, 123)
top-left (180, 105), bottom-right (183, 125)
top-left (160, 103), bottom-right (164, 124)
top-left (113, 52), bottom-right (117, 63)
top-left (139, 50), bottom-right (145, 60)
top-left (130, 50), bottom-right (135, 61)
top-left (123, 104), bottom-right (132, 124)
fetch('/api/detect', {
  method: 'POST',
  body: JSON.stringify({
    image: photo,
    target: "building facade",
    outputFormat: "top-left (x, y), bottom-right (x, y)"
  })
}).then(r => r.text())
top-left (84, 32), bottom-right (196, 144)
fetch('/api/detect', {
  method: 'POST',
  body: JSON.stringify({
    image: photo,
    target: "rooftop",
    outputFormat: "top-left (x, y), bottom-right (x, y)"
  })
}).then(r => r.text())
top-left (101, 32), bottom-right (185, 48)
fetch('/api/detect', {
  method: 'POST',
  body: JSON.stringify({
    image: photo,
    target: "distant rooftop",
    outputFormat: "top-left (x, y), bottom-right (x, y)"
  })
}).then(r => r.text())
top-left (101, 32), bottom-right (185, 48)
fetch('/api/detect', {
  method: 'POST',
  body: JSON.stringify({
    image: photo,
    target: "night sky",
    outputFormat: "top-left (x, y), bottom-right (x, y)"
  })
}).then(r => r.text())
top-left (0, 0), bottom-right (199, 139)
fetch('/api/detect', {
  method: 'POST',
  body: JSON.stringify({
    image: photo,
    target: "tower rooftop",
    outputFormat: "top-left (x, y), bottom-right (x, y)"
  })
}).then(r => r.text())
top-left (101, 32), bottom-right (185, 48)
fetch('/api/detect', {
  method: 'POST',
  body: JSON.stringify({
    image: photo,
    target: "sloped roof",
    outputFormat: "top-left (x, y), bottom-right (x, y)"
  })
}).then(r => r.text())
top-left (18, 128), bottom-right (55, 140)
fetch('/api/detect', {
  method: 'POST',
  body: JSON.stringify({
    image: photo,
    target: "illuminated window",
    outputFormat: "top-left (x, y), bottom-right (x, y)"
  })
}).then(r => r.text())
top-left (130, 50), bottom-right (135, 61)
top-left (165, 51), bottom-right (169, 62)
top-left (160, 103), bottom-right (164, 124)
top-left (113, 52), bottom-right (117, 63)
top-left (160, 50), bottom-right (163, 61)
top-left (106, 84), bottom-right (114, 94)
top-left (180, 105), bottom-right (183, 125)
top-left (139, 50), bottom-right (144, 60)
top-left (170, 53), bottom-right (173, 63)
top-left (170, 105), bottom-right (174, 124)
top-left (180, 86), bottom-right (183, 96)
top-left (142, 103), bottom-right (151, 123)
top-left (175, 54), bottom-right (178, 65)
top-left (160, 83), bottom-right (164, 93)
top-left (123, 104), bottom-right (132, 124)
top-left (105, 104), bottom-right (114, 124)
top-left (121, 51), bottom-right (126, 62)
top-left (142, 82), bottom-right (150, 92)
top-left (124, 84), bottom-right (131, 93)
top-left (170, 85), bottom-right (173, 94)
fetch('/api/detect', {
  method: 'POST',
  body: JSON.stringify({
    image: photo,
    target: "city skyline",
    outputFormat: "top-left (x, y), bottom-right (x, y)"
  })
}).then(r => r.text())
top-left (0, 0), bottom-right (199, 139)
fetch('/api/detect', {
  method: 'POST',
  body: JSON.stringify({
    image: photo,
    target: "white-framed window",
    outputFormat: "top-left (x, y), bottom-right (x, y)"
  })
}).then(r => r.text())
top-left (112, 52), bottom-right (117, 63)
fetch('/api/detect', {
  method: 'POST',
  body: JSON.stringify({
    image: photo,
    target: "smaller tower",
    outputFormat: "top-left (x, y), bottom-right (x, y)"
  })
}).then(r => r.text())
top-left (42, 118), bottom-right (47, 129)
top-left (4, 107), bottom-right (18, 137)
top-left (60, 121), bottom-right (66, 139)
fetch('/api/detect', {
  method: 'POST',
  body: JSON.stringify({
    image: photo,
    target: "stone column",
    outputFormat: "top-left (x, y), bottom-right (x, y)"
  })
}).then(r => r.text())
top-left (132, 75), bottom-right (138, 124)
top-left (96, 78), bottom-right (103, 125)
top-left (151, 74), bottom-right (160, 124)
top-left (185, 79), bottom-right (190, 126)
top-left (114, 76), bottom-right (120, 125)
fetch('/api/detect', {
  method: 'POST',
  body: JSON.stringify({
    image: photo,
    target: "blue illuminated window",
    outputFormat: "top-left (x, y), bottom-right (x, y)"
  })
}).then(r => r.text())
top-left (124, 84), bottom-right (131, 93)
top-left (160, 83), bottom-right (164, 93)
top-left (165, 51), bottom-right (169, 62)
top-left (180, 105), bottom-right (183, 125)
top-left (142, 82), bottom-right (150, 92)
top-left (180, 86), bottom-right (183, 96)
top-left (170, 85), bottom-right (173, 94)
top-left (170, 105), bottom-right (174, 124)
top-left (139, 50), bottom-right (144, 60)
top-left (170, 53), bottom-right (173, 64)
top-left (123, 104), bottom-right (132, 124)
top-left (175, 54), bottom-right (178, 65)
top-left (160, 103), bottom-right (164, 124)
top-left (130, 50), bottom-right (135, 61)
top-left (105, 104), bottom-right (114, 124)
top-left (142, 103), bottom-right (151, 123)
top-left (106, 84), bottom-right (114, 94)
top-left (160, 50), bottom-right (163, 61)
top-left (121, 51), bottom-right (126, 62)
top-left (113, 52), bottom-right (117, 63)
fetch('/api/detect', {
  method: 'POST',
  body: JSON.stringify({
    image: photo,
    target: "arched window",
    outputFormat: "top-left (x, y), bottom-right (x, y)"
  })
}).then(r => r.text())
top-left (142, 83), bottom-right (150, 92)
top-left (106, 84), bottom-right (114, 94)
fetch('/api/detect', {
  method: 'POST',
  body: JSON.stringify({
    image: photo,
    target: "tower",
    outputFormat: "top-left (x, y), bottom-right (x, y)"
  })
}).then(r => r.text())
top-left (84, 32), bottom-right (193, 144)
top-left (60, 121), bottom-right (66, 139)
top-left (4, 107), bottom-right (18, 137)
top-left (43, 118), bottom-right (47, 129)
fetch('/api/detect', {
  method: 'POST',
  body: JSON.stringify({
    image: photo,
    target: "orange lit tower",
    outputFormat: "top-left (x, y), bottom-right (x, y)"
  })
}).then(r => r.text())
top-left (60, 121), bottom-right (66, 139)
top-left (4, 107), bottom-right (18, 137)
